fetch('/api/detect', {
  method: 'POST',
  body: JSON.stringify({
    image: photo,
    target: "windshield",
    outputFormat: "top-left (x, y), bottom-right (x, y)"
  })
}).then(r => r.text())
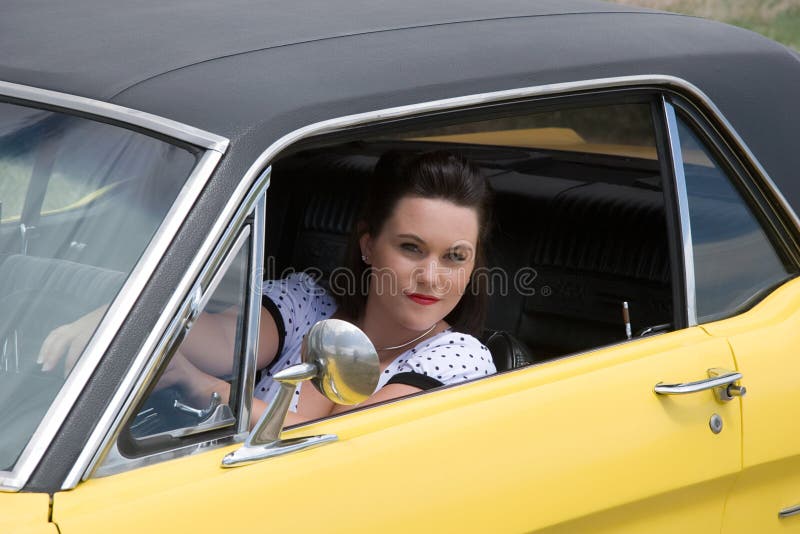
top-left (0, 100), bottom-right (200, 471)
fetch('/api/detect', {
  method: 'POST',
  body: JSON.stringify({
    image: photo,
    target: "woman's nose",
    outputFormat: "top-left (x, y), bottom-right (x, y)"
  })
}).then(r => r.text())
top-left (417, 259), bottom-right (440, 287)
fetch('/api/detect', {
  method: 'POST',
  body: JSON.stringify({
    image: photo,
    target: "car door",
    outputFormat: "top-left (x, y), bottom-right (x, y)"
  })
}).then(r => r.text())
top-left (711, 279), bottom-right (800, 533)
top-left (0, 493), bottom-right (55, 534)
top-left (49, 94), bottom-right (744, 533)
top-left (49, 327), bottom-right (739, 533)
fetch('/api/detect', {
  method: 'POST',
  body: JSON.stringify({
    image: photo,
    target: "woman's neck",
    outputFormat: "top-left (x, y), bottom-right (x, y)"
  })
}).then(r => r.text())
top-left (357, 299), bottom-right (441, 361)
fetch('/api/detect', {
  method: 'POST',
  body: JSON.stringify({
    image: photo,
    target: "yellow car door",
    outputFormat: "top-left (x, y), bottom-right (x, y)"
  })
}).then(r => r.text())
top-left (51, 326), bottom-right (739, 533)
top-left (703, 278), bottom-right (800, 532)
top-left (0, 493), bottom-right (56, 534)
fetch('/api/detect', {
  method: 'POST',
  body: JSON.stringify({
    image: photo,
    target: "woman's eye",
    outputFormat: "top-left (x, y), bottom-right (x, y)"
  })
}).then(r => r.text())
top-left (401, 243), bottom-right (422, 253)
top-left (445, 250), bottom-right (468, 262)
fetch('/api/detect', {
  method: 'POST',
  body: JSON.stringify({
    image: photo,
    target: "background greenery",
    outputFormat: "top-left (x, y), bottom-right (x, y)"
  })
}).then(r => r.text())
top-left (612, 0), bottom-right (800, 51)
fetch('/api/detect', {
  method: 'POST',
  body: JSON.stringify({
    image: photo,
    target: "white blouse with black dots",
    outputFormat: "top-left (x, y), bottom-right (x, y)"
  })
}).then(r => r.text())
top-left (254, 273), bottom-right (496, 411)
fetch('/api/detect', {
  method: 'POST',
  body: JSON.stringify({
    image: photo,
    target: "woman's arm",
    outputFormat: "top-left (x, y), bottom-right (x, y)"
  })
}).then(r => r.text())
top-left (265, 379), bottom-right (422, 428)
top-left (38, 301), bottom-right (281, 379)
top-left (329, 384), bottom-right (422, 413)
top-left (178, 306), bottom-right (281, 376)
top-left (185, 363), bottom-right (422, 430)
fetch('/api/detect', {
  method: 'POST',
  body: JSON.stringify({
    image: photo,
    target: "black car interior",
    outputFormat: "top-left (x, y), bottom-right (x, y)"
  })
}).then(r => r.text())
top-left (267, 140), bottom-right (673, 372)
top-left (0, 138), bottom-right (673, 377)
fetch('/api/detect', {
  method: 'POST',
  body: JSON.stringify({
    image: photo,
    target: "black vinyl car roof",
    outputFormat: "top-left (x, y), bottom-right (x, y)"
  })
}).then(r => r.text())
top-left (1, 0), bottom-right (654, 100)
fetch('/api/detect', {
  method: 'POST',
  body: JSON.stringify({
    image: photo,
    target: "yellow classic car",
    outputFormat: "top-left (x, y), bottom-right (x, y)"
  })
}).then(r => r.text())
top-left (2, 0), bottom-right (800, 532)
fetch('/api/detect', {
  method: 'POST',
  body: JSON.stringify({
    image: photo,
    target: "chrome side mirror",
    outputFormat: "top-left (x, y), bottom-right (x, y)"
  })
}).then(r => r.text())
top-left (222, 319), bottom-right (379, 467)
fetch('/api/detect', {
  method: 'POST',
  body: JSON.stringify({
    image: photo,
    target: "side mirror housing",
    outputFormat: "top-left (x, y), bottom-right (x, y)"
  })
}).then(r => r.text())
top-left (222, 319), bottom-right (378, 467)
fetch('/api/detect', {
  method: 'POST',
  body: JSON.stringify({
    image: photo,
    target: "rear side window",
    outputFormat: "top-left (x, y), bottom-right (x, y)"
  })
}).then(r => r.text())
top-left (676, 116), bottom-right (794, 322)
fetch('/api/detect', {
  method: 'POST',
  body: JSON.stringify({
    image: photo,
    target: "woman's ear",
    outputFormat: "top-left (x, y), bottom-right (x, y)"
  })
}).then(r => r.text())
top-left (359, 232), bottom-right (373, 264)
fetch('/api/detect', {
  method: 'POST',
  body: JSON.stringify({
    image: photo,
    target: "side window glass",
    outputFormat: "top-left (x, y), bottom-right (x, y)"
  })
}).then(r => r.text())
top-left (676, 116), bottom-right (793, 322)
top-left (118, 231), bottom-right (251, 456)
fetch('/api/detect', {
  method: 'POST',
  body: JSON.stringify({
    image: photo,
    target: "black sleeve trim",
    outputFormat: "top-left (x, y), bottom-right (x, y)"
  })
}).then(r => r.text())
top-left (261, 294), bottom-right (286, 363)
top-left (386, 372), bottom-right (443, 391)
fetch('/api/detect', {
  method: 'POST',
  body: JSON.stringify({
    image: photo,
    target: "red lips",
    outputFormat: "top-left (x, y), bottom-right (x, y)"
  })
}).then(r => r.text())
top-left (407, 293), bottom-right (440, 306)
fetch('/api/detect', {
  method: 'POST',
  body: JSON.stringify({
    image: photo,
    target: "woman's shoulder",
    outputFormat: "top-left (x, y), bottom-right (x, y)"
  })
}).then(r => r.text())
top-left (262, 271), bottom-right (326, 295)
top-left (263, 272), bottom-right (335, 306)
top-left (396, 329), bottom-right (495, 384)
top-left (261, 272), bottom-right (337, 353)
top-left (415, 329), bottom-right (488, 352)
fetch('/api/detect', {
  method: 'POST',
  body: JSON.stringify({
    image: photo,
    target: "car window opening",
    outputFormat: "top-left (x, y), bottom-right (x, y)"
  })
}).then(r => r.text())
top-left (265, 102), bottom-right (674, 376)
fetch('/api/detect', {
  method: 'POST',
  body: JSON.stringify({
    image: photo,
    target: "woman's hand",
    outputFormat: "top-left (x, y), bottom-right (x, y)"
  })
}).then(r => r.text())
top-left (37, 305), bottom-right (108, 376)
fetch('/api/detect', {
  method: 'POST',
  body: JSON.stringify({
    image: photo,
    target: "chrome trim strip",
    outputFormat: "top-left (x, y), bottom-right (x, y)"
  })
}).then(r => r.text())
top-left (662, 99), bottom-right (698, 327)
top-left (780, 504), bottom-right (800, 519)
top-left (0, 80), bottom-right (228, 152)
top-left (238, 192), bottom-right (267, 433)
top-left (69, 168), bottom-right (272, 485)
top-left (59, 73), bottom-right (790, 489)
top-left (94, 433), bottom-right (248, 479)
top-left (1, 149), bottom-right (225, 492)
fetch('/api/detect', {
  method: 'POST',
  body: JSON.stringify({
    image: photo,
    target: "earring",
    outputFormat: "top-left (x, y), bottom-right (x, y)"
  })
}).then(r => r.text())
top-left (361, 254), bottom-right (368, 263)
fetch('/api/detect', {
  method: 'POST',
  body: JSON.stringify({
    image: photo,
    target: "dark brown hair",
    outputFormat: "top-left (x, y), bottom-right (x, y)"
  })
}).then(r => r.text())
top-left (336, 150), bottom-right (492, 336)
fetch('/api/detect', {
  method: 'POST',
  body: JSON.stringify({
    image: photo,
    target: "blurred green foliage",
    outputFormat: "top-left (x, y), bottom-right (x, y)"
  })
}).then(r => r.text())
top-left (612, 0), bottom-right (800, 51)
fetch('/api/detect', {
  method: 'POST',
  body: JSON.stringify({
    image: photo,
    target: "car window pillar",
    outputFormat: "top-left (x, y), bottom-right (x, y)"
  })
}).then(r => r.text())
top-left (659, 96), bottom-right (698, 327)
top-left (238, 187), bottom-right (266, 433)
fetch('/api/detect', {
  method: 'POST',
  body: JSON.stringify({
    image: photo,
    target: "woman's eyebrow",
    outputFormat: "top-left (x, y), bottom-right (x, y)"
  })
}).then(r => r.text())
top-left (396, 233), bottom-right (425, 243)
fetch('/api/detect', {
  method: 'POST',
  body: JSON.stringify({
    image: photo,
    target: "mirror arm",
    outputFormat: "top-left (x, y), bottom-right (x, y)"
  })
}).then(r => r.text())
top-left (249, 362), bottom-right (317, 445)
top-left (222, 362), bottom-right (337, 468)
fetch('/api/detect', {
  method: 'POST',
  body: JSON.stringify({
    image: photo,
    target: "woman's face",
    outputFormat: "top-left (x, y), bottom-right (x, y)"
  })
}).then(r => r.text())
top-left (361, 196), bottom-right (479, 332)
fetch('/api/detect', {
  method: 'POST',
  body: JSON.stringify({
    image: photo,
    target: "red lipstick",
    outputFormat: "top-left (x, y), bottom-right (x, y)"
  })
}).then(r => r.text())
top-left (407, 293), bottom-right (440, 306)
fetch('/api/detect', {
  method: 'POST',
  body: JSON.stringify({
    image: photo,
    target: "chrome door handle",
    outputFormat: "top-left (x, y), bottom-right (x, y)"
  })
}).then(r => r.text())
top-left (780, 504), bottom-right (800, 519)
top-left (654, 368), bottom-right (745, 402)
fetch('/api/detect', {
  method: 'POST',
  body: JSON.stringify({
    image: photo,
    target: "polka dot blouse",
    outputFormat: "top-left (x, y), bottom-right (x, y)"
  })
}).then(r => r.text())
top-left (254, 272), bottom-right (496, 411)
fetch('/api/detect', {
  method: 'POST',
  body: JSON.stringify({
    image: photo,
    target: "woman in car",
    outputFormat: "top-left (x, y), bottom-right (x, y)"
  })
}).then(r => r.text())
top-left (42, 150), bottom-right (496, 427)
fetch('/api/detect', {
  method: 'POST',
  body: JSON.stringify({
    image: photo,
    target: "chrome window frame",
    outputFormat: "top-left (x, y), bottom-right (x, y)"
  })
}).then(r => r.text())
top-left (0, 81), bottom-right (229, 492)
top-left (662, 98), bottom-right (698, 327)
top-left (60, 74), bottom-right (800, 489)
top-left (93, 215), bottom-right (262, 478)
